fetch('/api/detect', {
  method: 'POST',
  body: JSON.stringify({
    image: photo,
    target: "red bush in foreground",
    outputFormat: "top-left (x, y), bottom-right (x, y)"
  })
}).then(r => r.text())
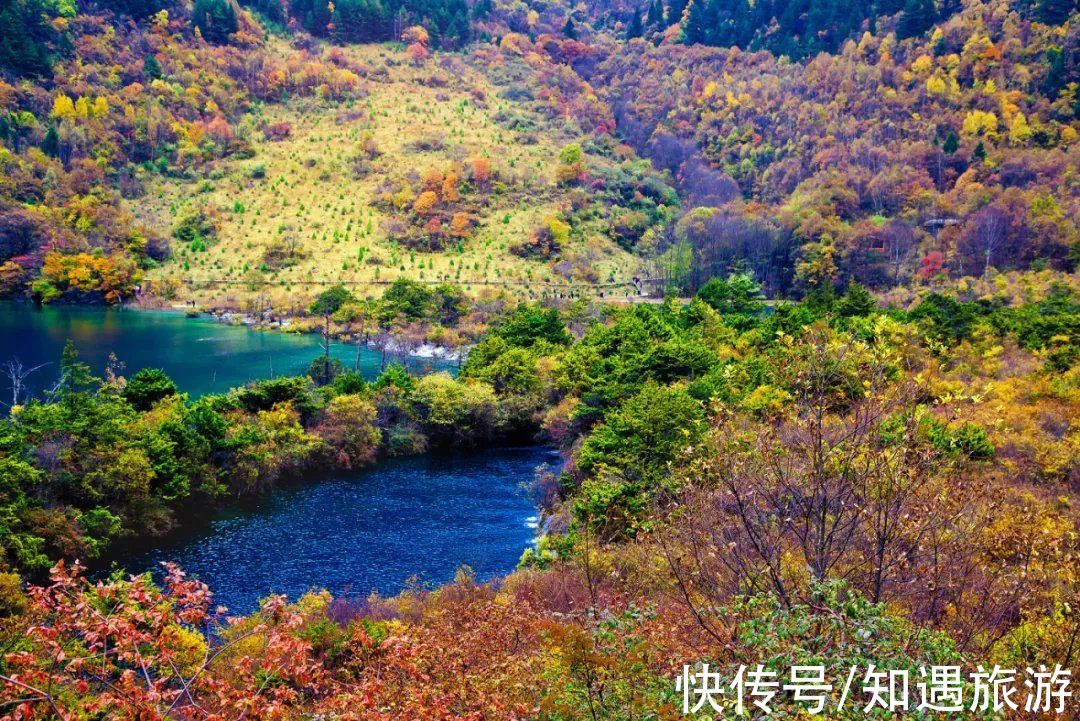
top-left (0, 563), bottom-right (560, 720)
top-left (0, 561), bottom-right (329, 720)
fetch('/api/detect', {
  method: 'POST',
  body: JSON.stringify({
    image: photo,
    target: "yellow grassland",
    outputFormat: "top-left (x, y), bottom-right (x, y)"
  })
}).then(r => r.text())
top-left (135, 41), bottom-right (642, 311)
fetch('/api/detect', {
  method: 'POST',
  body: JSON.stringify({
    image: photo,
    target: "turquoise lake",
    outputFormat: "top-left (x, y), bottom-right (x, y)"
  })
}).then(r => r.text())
top-left (0, 301), bottom-right (448, 397)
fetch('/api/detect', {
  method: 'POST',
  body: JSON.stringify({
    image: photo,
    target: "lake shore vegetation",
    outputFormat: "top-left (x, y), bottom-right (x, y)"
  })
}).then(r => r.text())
top-left (0, 0), bottom-right (1076, 714)
top-left (1, 277), bottom-right (1078, 717)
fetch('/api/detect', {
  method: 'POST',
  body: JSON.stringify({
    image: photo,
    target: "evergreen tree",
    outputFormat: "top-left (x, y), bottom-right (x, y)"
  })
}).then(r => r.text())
top-left (942, 130), bottom-right (958, 154)
top-left (627, 7), bottom-right (643, 38)
top-left (1044, 46), bottom-right (1067, 98)
top-left (562, 16), bottom-right (577, 39)
top-left (240, 0), bottom-right (286, 22)
top-left (676, 0), bottom-right (884, 57)
top-left (666, 0), bottom-right (687, 26)
top-left (0, 0), bottom-right (67, 75)
top-left (696, 274), bottom-right (765, 318)
top-left (682, 0), bottom-right (709, 43)
top-left (103, 0), bottom-right (167, 18)
top-left (647, 0), bottom-right (664, 27)
top-left (142, 54), bottom-right (162, 80)
top-left (332, 0), bottom-right (389, 42)
top-left (310, 285), bottom-right (356, 385)
top-left (53, 341), bottom-right (98, 415)
top-left (875, 0), bottom-right (906, 14)
top-left (122, 368), bottom-right (178, 411)
top-left (193, 0), bottom-right (238, 43)
top-left (715, 0), bottom-right (750, 46)
top-left (289, 0), bottom-right (333, 35)
top-left (897, 0), bottom-right (936, 39)
top-left (443, 14), bottom-right (469, 47)
top-left (835, 283), bottom-right (877, 317)
top-left (41, 126), bottom-right (59, 157)
top-left (973, 140), bottom-right (986, 161)
top-left (1028, 0), bottom-right (1073, 24)
top-left (472, 0), bottom-right (493, 18)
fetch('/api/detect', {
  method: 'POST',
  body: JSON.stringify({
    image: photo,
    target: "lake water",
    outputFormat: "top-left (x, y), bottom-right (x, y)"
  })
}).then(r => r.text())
top-left (0, 302), bottom-right (448, 398)
top-left (2, 302), bottom-right (544, 614)
top-left (104, 447), bottom-right (557, 613)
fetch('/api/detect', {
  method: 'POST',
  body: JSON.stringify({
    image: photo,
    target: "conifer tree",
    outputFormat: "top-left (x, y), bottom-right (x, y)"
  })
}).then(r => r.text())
top-left (193, 0), bottom-right (238, 43)
top-left (142, 54), bottom-right (162, 80)
top-left (627, 7), bottom-right (643, 38)
top-left (647, 0), bottom-right (664, 27)
top-left (666, 0), bottom-right (687, 26)
top-left (1029, 0), bottom-right (1073, 24)
top-left (942, 131), bottom-right (959, 154)
top-left (682, 0), bottom-right (709, 43)
top-left (897, 0), bottom-right (937, 39)
top-left (41, 126), bottom-right (58, 157)
top-left (562, 16), bottom-right (577, 39)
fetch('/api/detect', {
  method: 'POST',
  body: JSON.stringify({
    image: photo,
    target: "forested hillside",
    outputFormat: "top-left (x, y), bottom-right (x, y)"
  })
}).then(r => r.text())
top-left (0, 0), bottom-right (1075, 307)
top-left (0, 0), bottom-right (1079, 717)
top-left (580, 0), bottom-right (1078, 296)
top-left (0, 0), bottom-right (369, 301)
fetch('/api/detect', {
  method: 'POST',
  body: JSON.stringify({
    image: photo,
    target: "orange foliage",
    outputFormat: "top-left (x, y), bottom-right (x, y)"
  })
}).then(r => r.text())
top-left (471, 157), bottom-right (492, 186)
top-left (406, 42), bottom-right (428, 65)
top-left (441, 172), bottom-right (459, 202)
top-left (401, 25), bottom-right (430, 46)
top-left (413, 190), bottom-right (438, 215)
top-left (39, 251), bottom-right (140, 303)
top-left (421, 167), bottom-right (443, 193)
top-left (449, 212), bottom-right (470, 236)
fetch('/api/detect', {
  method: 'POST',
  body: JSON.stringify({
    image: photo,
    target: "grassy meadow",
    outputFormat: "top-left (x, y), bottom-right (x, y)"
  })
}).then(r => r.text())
top-left (134, 42), bottom-right (643, 312)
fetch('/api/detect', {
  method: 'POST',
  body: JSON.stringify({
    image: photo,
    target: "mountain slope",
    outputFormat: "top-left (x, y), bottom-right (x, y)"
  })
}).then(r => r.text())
top-left (134, 41), bottom-right (653, 309)
top-left (0, 0), bottom-right (1075, 310)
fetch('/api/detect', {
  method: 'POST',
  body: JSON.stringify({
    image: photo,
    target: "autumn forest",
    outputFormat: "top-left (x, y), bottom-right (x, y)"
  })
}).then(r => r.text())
top-left (0, 0), bottom-right (1078, 716)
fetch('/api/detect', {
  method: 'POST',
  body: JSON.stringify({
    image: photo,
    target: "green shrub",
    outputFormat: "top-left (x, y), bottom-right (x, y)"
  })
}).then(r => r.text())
top-left (122, 368), bottom-right (179, 411)
top-left (571, 477), bottom-right (649, 541)
top-left (171, 206), bottom-right (217, 245)
top-left (924, 418), bottom-right (995, 460)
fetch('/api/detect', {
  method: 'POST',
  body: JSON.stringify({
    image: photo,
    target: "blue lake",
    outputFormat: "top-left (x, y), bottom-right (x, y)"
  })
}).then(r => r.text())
top-left (104, 447), bottom-right (557, 614)
top-left (1, 302), bottom-right (546, 614)
top-left (0, 301), bottom-right (448, 398)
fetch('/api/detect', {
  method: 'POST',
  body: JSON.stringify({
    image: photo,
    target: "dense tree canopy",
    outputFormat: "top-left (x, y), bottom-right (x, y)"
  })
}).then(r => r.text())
top-left (0, 278), bottom-right (1077, 717)
top-left (0, 0), bottom-right (1076, 715)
